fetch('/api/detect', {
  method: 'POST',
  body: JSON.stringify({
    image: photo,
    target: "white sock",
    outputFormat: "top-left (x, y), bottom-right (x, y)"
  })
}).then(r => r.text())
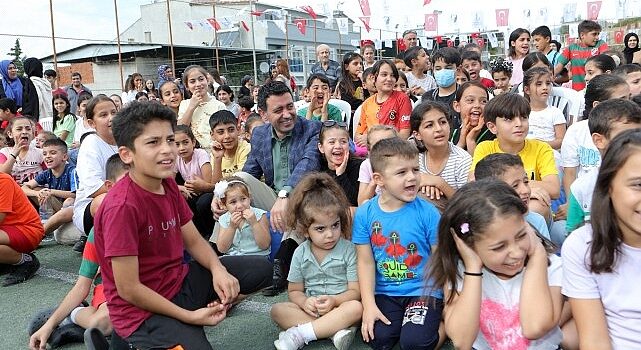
top-left (296, 322), bottom-right (317, 344)
top-left (13, 253), bottom-right (32, 265)
top-left (69, 306), bottom-right (85, 325)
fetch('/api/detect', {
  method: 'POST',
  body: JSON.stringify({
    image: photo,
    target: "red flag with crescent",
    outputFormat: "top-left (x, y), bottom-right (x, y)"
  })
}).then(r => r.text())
top-left (447, 39), bottom-right (454, 47)
top-left (495, 9), bottom-right (509, 27)
top-left (300, 6), bottom-right (317, 20)
top-left (615, 30), bottom-right (624, 44)
top-left (359, 16), bottom-right (371, 32)
top-left (359, 0), bottom-right (371, 17)
top-left (206, 18), bottom-right (221, 31)
top-left (476, 37), bottom-right (485, 48)
top-left (293, 18), bottom-right (307, 35)
top-left (424, 14), bottom-right (438, 32)
top-left (424, 0), bottom-right (431, 4)
top-left (587, 1), bottom-right (602, 20)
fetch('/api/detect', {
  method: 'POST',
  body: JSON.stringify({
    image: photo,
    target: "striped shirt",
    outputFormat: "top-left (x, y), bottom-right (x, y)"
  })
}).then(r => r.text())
top-left (78, 229), bottom-right (101, 285)
top-left (557, 40), bottom-right (609, 91)
top-left (419, 142), bottom-right (472, 190)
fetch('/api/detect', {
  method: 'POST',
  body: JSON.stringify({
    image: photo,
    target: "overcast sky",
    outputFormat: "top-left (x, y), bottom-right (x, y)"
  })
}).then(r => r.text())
top-left (1, 0), bottom-right (635, 63)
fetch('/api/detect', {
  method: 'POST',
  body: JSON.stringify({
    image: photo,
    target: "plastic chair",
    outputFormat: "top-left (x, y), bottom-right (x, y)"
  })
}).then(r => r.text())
top-left (351, 105), bottom-right (362, 139)
top-left (39, 117), bottom-right (53, 132)
top-left (328, 98), bottom-right (352, 123)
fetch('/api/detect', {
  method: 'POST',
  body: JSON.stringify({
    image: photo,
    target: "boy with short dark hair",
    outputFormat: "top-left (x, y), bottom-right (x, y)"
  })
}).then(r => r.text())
top-left (94, 102), bottom-right (240, 349)
top-left (22, 138), bottom-right (77, 241)
top-left (362, 67), bottom-right (376, 99)
top-left (612, 63), bottom-right (641, 97)
top-left (471, 93), bottom-right (560, 220)
top-left (422, 47), bottom-right (462, 117)
top-left (404, 46), bottom-right (437, 97)
top-left (237, 96), bottom-right (255, 130)
top-left (474, 153), bottom-right (550, 239)
top-left (554, 20), bottom-right (609, 91)
top-left (566, 99), bottom-right (641, 233)
top-left (297, 73), bottom-right (343, 122)
top-left (0, 98), bottom-right (18, 130)
top-left (461, 50), bottom-right (495, 89)
top-left (353, 137), bottom-right (443, 349)
top-left (209, 109), bottom-right (251, 183)
top-left (532, 26), bottom-right (560, 68)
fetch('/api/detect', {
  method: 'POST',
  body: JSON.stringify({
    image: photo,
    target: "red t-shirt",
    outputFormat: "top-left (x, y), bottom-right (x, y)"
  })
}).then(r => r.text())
top-left (94, 175), bottom-right (193, 338)
top-left (0, 173), bottom-right (43, 248)
top-left (480, 77), bottom-right (495, 89)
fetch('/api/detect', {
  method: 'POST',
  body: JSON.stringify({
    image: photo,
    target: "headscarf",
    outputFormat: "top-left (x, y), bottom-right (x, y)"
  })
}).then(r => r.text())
top-left (23, 57), bottom-right (43, 78)
top-left (0, 60), bottom-right (24, 106)
top-left (623, 33), bottom-right (640, 64)
top-left (157, 64), bottom-right (171, 86)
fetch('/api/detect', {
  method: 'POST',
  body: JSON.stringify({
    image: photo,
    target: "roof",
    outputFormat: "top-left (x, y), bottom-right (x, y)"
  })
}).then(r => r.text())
top-left (40, 42), bottom-right (270, 64)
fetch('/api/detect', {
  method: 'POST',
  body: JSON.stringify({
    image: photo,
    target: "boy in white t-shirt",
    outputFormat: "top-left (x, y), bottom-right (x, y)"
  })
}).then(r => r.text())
top-left (404, 46), bottom-right (437, 98)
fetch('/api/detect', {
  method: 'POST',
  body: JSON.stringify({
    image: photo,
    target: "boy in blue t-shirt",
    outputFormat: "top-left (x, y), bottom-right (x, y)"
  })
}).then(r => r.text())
top-left (22, 138), bottom-right (78, 239)
top-left (353, 137), bottom-right (443, 350)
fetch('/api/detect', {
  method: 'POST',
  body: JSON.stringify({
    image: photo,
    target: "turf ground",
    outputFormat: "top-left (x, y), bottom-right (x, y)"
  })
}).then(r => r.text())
top-left (2, 242), bottom-right (455, 349)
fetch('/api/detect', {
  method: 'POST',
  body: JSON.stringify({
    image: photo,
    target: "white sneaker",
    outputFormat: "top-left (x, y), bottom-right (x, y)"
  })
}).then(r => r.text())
top-left (331, 327), bottom-right (356, 350)
top-left (274, 328), bottom-right (305, 350)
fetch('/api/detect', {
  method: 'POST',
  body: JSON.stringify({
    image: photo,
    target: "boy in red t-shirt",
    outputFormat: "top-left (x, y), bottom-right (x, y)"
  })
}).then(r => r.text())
top-left (92, 102), bottom-right (240, 349)
top-left (0, 172), bottom-right (43, 286)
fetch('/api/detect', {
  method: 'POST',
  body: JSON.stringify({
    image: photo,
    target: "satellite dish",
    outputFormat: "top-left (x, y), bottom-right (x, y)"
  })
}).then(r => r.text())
top-left (259, 62), bottom-right (270, 73)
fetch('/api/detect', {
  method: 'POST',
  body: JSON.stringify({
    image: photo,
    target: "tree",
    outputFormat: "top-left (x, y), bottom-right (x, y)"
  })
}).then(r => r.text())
top-left (6, 39), bottom-right (26, 76)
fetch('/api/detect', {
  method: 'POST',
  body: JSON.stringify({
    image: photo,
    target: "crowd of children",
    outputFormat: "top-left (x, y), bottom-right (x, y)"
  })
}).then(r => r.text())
top-left (0, 16), bottom-right (638, 350)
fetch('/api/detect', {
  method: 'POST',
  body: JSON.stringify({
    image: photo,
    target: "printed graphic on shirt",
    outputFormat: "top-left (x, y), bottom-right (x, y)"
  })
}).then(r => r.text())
top-left (577, 146), bottom-right (600, 169)
top-left (370, 221), bottom-right (422, 282)
top-left (479, 298), bottom-right (530, 350)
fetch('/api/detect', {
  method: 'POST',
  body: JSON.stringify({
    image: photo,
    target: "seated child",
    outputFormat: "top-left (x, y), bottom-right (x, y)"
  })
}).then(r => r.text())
top-left (472, 93), bottom-right (560, 221)
top-left (0, 117), bottom-right (46, 184)
top-left (411, 101), bottom-right (472, 201)
top-left (241, 113), bottom-right (265, 143)
top-left (0, 97), bottom-right (18, 130)
top-left (566, 99), bottom-right (641, 234)
top-left (404, 46), bottom-right (437, 98)
top-left (271, 173), bottom-right (361, 350)
top-left (461, 50), bottom-right (495, 89)
top-left (451, 82), bottom-right (494, 155)
top-left (35, 131), bottom-right (57, 149)
top-left (71, 92), bottom-right (94, 149)
top-left (353, 138), bottom-right (443, 349)
top-left (489, 58), bottom-right (513, 96)
top-left (209, 110), bottom-right (251, 183)
top-left (422, 47), bottom-right (462, 116)
top-left (28, 154), bottom-right (128, 349)
top-left (237, 96), bottom-right (255, 130)
top-left (297, 74), bottom-right (343, 122)
top-left (22, 138), bottom-right (78, 242)
top-left (362, 67), bottom-right (377, 100)
top-left (428, 179), bottom-right (563, 350)
top-left (0, 172), bottom-right (44, 286)
top-left (357, 125), bottom-right (398, 205)
top-left (523, 67), bottom-right (567, 150)
top-left (474, 153), bottom-right (551, 239)
top-left (612, 63), bottom-right (641, 97)
top-left (92, 101), bottom-right (248, 350)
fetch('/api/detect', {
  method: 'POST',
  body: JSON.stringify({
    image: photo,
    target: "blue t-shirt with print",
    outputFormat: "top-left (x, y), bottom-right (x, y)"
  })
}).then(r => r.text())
top-left (352, 195), bottom-right (442, 298)
top-left (35, 163), bottom-right (78, 192)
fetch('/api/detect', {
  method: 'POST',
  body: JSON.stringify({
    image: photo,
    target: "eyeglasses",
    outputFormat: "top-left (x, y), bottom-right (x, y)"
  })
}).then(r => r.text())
top-left (322, 120), bottom-right (348, 128)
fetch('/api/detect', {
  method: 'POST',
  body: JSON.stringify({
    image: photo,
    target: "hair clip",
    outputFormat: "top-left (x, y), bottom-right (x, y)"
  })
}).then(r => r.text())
top-left (460, 223), bottom-right (470, 235)
top-left (213, 179), bottom-right (246, 199)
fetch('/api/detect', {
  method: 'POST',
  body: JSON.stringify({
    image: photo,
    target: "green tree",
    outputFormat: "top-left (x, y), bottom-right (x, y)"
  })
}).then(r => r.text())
top-left (6, 39), bottom-right (25, 76)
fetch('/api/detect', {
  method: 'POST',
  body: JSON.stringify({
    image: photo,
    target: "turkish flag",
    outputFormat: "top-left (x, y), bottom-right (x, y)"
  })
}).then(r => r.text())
top-left (300, 5), bottom-right (317, 20)
top-left (476, 37), bottom-right (485, 48)
top-left (495, 9), bottom-right (509, 27)
top-left (250, 10), bottom-right (263, 16)
top-left (471, 32), bottom-right (480, 39)
top-left (435, 35), bottom-right (443, 44)
top-left (359, 16), bottom-right (371, 32)
top-left (447, 39), bottom-right (454, 47)
top-left (615, 30), bottom-right (624, 44)
top-left (424, 14), bottom-right (438, 32)
top-left (293, 18), bottom-right (307, 35)
top-left (424, 0), bottom-right (431, 4)
top-left (397, 38), bottom-right (407, 51)
top-left (587, 1), bottom-right (602, 20)
top-left (206, 18), bottom-right (221, 31)
top-left (359, 0), bottom-right (371, 17)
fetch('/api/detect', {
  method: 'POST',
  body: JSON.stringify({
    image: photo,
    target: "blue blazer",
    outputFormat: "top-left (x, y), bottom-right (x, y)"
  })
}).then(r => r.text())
top-left (243, 117), bottom-right (321, 190)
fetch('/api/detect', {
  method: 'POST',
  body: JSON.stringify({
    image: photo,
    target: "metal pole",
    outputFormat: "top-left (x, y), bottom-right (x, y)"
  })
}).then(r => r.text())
top-left (250, 0), bottom-right (258, 83)
top-left (48, 0), bottom-right (58, 73)
top-left (113, 0), bottom-right (124, 91)
top-left (166, 0), bottom-right (176, 76)
top-left (212, 0), bottom-right (220, 71)
top-left (338, 20), bottom-right (342, 53)
top-left (313, 19), bottom-right (317, 48)
top-left (284, 13), bottom-right (289, 59)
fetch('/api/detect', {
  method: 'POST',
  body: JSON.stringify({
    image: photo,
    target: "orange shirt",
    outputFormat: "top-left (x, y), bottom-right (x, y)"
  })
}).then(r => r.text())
top-left (0, 173), bottom-right (43, 247)
top-left (356, 90), bottom-right (412, 135)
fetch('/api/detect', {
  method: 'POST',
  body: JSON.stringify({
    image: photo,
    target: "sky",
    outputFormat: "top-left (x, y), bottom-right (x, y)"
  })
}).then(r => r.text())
top-left (1, 0), bottom-right (637, 63)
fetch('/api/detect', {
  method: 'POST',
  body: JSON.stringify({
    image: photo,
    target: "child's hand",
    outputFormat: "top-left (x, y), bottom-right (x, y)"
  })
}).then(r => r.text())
top-left (37, 188), bottom-right (51, 203)
top-left (242, 208), bottom-right (257, 225)
top-left (211, 141), bottom-right (225, 159)
top-left (12, 137), bottom-right (29, 155)
top-left (467, 116), bottom-right (485, 139)
top-left (419, 173), bottom-right (445, 199)
top-left (314, 295), bottom-right (336, 316)
top-left (211, 197), bottom-right (227, 220)
top-left (529, 186), bottom-right (551, 208)
top-left (451, 229), bottom-right (483, 273)
top-left (230, 211), bottom-right (245, 228)
top-left (527, 225), bottom-right (547, 259)
top-left (321, 91), bottom-right (330, 111)
top-left (186, 176), bottom-right (209, 193)
top-left (29, 325), bottom-right (53, 350)
top-left (178, 185), bottom-right (194, 199)
top-left (336, 152), bottom-right (349, 176)
top-left (304, 296), bottom-right (319, 318)
top-left (361, 304), bottom-right (391, 342)
top-left (188, 301), bottom-right (228, 326)
top-left (355, 134), bottom-right (367, 147)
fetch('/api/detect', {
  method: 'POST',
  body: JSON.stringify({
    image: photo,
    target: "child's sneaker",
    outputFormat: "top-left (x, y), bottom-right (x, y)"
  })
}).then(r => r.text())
top-left (331, 327), bottom-right (356, 350)
top-left (2, 253), bottom-right (40, 286)
top-left (274, 328), bottom-right (305, 350)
